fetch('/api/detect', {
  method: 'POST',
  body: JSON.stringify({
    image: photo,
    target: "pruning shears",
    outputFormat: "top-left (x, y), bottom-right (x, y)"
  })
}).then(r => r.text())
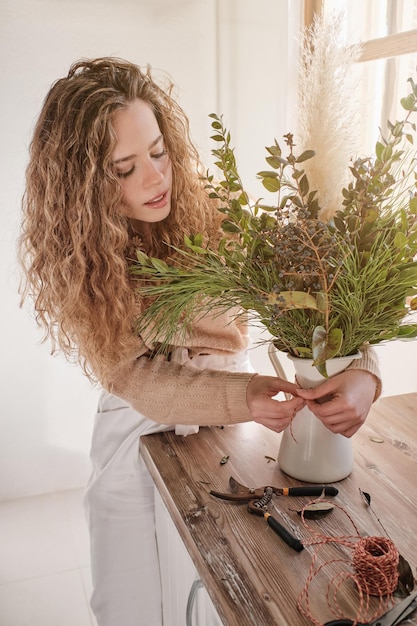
top-left (210, 476), bottom-right (338, 553)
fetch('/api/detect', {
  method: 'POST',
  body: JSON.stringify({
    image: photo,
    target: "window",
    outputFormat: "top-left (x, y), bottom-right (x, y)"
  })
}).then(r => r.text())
top-left (305, 0), bottom-right (417, 153)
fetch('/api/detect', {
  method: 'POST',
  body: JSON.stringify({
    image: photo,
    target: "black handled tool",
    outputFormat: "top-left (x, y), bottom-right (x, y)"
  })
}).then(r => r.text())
top-left (210, 477), bottom-right (338, 552)
top-left (247, 490), bottom-right (304, 552)
top-left (210, 476), bottom-right (338, 502)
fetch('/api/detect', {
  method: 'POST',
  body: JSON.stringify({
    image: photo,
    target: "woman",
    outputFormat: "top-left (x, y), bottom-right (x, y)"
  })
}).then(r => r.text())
top-left (18, 57), bottom-right (380, 625)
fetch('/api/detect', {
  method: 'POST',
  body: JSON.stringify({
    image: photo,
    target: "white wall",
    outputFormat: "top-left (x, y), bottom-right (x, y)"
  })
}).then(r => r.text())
top-left (0, 0), bottom-right (299, 500)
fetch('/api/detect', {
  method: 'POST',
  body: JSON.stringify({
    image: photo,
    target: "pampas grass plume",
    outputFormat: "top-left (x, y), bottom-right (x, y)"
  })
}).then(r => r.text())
top-left (296, 11), bottom-right (362, 222)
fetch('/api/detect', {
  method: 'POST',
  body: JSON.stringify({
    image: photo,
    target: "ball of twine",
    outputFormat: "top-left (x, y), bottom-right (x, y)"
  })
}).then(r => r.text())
top-left (297, 501), bottom-right (401, 625)
top-left (353, 536), bottom-right (399, 596)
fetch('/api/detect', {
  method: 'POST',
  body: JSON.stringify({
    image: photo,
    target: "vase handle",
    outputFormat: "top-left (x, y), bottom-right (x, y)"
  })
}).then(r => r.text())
top-left (268, 344), bottom-right (292, 400)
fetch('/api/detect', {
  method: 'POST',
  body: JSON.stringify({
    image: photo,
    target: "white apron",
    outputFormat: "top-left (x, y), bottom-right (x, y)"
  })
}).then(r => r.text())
top-left (84, 349), bottom-right (252, 626)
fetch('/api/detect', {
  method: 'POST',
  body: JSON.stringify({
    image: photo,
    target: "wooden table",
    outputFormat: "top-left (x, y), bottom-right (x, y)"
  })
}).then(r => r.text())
top-left (140, 393), bottom-right (417, 625)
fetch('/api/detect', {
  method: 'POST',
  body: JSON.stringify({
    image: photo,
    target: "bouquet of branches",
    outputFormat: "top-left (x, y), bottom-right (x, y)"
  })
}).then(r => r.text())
top-left (130, 20), bottom-right (417, 376)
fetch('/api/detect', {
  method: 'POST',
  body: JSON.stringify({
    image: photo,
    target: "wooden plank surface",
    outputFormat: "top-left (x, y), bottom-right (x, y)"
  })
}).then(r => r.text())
top-left (140, 393), bottom-right (417, 625)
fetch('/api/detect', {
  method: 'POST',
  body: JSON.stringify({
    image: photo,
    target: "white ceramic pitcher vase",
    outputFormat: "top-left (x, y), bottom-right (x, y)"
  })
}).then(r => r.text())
top-left (268, 345), bottom-right (361, 483)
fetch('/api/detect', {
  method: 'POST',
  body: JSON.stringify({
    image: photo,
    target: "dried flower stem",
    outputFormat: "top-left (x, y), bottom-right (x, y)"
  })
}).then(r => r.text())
top-left (297, 11), bottom-right (362, 221)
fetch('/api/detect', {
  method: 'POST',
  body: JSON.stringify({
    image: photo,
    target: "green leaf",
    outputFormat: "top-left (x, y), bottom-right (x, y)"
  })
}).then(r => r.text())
top-left (381, 144), bottom-right (393, 160)
top-left (297, 502), bottom-right (334, 519)
top-left (266, 291), bottom-right (321, 310)
top-left (193, 233), bottom-right (203, 247)
top-left (397, 324), bottom-right (417, 338)
top-left (375, 141), bottom-right (385, 160)
top-left (150, 257), bottom-right (170, 273)
top-left (395, 554), bottom-right (415, 597)
top-left (409, 197), bottom-right (417, 214)
top-left (312, 326), bottom-right (344, 376)
top-left (292, 168), bottom-right (303, 180)
top-left (290, 195), bottom-right (303, 208)
top-left (401, 94), bottom-right (417, 111)
top-left (221, 221), bottom-right (242, 233)
top-left (363, 206), bottom-right (379, 224)
top-left (257, 170), bottom-right (278, 178)
top-left (394, 231), bottom-right (408, 248)
top-left (315, 292), bottom-right (328, 314)
top-left (188, 244), bottom-right (207, 254)
top-left (294, 346), bottom-right (313, 358)
top-left (266, 155), bottom-right (289, 168)
top-left (261, 177), bottom-right (281, 192)
top-left (299, 174), bottom-right (309, 197)
top-left (398, 265), bottom-right (417, 285)
top-left (238, 192), bottom-right (250, 206)
top-left (266, 144), bottom-right (282, 157)
top-left (135, 250), bottom-right (150, 265)
top-left (295, 149), bottom-right (315, 163)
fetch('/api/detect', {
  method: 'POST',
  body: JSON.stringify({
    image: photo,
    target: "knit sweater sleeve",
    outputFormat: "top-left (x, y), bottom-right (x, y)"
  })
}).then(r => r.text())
top-left (107, 339), bottom-right (255, 426)
top-left (346, 345), bottom-right (382, 400)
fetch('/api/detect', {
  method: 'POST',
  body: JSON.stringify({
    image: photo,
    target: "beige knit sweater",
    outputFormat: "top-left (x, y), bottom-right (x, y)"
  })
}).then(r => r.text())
top-left (108, 307), bottom-right (381, 427)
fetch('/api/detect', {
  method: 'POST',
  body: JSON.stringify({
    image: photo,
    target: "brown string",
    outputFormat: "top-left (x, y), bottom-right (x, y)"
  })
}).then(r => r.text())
top-left (296, 499), bottom-right (399, 626)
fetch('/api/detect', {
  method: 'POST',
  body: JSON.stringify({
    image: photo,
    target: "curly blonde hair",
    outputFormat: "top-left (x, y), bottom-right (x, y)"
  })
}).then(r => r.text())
top-left (18, 57), bottom-right (221, 383)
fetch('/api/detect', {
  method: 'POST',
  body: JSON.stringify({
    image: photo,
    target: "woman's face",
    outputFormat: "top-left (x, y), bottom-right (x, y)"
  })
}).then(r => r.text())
top-left (111, 99), bottom-right (172, 223)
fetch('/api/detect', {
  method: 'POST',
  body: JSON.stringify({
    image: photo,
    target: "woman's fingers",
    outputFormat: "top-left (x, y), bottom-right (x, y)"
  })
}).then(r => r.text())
top-left (246, 375), bottom-right (305, 432)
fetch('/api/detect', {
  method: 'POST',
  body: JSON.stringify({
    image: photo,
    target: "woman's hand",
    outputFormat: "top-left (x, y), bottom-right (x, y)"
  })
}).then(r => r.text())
top-left (296, 369), bottom-right (379, 438)
top-left (246, 375), bottom-right (305, 433)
